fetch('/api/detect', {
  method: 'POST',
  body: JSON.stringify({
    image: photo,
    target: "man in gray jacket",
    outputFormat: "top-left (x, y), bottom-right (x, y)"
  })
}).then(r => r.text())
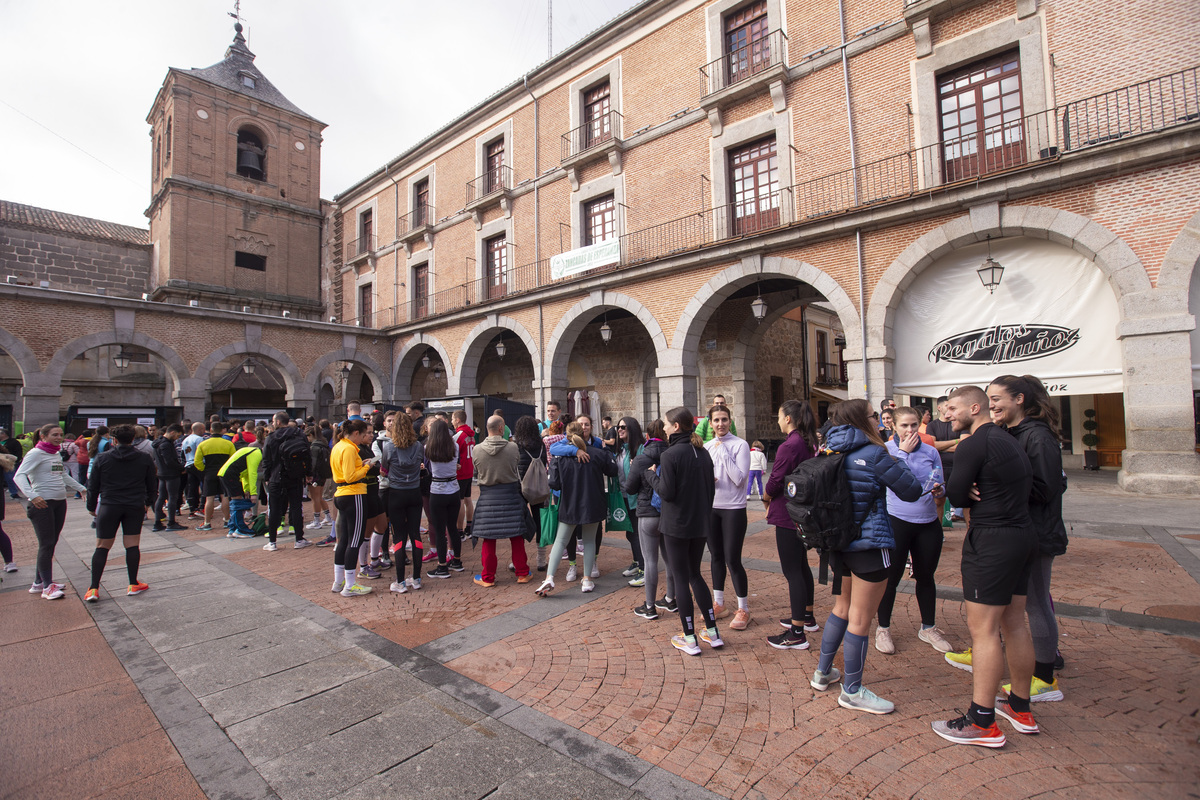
top-left (470, 415), bottom-right (532, 587)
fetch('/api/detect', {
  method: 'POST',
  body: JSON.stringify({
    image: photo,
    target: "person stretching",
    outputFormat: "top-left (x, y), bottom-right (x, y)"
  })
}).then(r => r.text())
top-left (85, 425), bottom-right (158, 602)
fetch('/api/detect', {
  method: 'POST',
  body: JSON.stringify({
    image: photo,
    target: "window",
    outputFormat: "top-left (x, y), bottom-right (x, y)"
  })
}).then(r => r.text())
top-left (725, 1), bottom-right (770, 86)
top-left (359, 209), bottom-right (373, 254)
top-left (412, 263), bottom-right (429, 319)
top-left (240, 72), bottom-right (256, 89)
top-left (235, 251), bottom-right (266, 271)
top-left (817, 330), bottom-right (828, 370)
top-left (165, 118), bottom-right (172, 165)
top-left (359, 283), bottom-right (373, 325)
top-left (485, 138), bottom-right (505, 194)
top-left (728, 136), bottom-right (779, 234)
top-left (939, 52), bottom-right (1024, 181)
top-left (583, 82), bottom-right (612, 149)
top-left (154, 135), bottom-right (161, 181)
top-left (584, 194), bottom-right (616, 245)
top-left (485, 234), bottom-right (507, 299)
top-left (414, 179), bottom-right (430, 226)
top-left (236, 127), bottom-right (266, 181)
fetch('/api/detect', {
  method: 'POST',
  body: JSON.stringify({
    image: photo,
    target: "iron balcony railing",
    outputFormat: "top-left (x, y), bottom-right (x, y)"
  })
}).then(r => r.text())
top-left (561, 110), bottom-right (623, 162)
top-left (700, 30), bottom-right (788, 97)
top-left (399, 204), bottom-right (435, 236)
top-left (815, 361), bottom-right (849, 386)
top-left (364, 66), bottom-right (1197, 329)
top-left (345, 234), bottom-right (375, 262)
top-left (466, 164), bottom-right (513, 204)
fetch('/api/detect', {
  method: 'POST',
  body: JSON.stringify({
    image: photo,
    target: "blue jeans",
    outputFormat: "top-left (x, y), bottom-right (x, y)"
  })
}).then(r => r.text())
top-left (229, 498), bottom-right (254, 535)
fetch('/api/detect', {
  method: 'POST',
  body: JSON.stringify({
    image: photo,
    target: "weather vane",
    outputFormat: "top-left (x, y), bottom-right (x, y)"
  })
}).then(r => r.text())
top-left (228, 0), bottom-right (242, 25)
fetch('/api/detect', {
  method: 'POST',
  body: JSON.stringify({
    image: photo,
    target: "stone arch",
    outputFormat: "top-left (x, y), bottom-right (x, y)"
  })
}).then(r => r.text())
top-left (45, 331), bottom-right (191, 391)
top-left (0, 326), bottom-right (45, 383)
top-left (545, 291), bottom-right (669, 393)
top-left (866, 204), bottom-right (1153, 350)
top-left (1157, 209), bottom-right (1200, 292)
top-left (193, 341), bottom-right (302, 398)
top-left (302, 349), bottom-right (389, 402)
top-left (393, 333), bottom-right (455, 398)
top-left (455, 314), bottom-right (541, 396)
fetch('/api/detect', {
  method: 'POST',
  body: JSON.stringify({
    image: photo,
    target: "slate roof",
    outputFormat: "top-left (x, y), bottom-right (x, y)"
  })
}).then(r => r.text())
top-left (0, 199), bottom-right (150, 246)
top-left (180, 24), bottom-right (322, 124)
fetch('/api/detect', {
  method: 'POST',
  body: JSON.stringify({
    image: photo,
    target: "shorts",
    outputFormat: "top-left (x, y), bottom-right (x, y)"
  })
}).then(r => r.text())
top-left (961, 524), bottom-right (1038, 606)
top-left (831, 547), bottom-right (891, 588)
top-left (364, 485), bottom-right (384, 518)
top-left (321, 479), bottom-right (335, 501)
top-left (458, 478), bottom-right (473, 499)
top-left (220, 474), bottom-right (246, 499)
top-left (203, 471), bottom-right (224, 498)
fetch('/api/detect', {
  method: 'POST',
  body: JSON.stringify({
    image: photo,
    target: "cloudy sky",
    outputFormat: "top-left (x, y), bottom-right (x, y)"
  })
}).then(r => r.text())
top-left (0, 0), bottom-right (643, 229)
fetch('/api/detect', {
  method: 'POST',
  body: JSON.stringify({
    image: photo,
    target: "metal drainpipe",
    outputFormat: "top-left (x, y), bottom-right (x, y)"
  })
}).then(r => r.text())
top-left (838, 0), bottom-right (869, 400)
top-left (389, 166), bottom-right (401, 328)
top-left (525, 73), bottom-right (545, 408)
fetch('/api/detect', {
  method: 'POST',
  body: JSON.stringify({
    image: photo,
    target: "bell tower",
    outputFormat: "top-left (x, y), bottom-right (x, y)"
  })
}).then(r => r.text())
top-left (146, 22), bottom-right (326, 317)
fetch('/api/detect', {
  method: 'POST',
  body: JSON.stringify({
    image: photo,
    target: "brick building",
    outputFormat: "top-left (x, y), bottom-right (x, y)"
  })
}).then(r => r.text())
top-left (327, 0), bottom-right (1200, 493)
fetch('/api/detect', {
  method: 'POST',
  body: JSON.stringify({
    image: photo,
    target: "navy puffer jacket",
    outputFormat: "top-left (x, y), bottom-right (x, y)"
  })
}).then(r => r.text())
top-left (824, 425), bottom-right (921, 552)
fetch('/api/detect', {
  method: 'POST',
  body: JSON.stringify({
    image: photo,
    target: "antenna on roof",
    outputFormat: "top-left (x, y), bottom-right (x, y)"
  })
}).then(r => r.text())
top-left (548, 0), bottom-right (552, 59)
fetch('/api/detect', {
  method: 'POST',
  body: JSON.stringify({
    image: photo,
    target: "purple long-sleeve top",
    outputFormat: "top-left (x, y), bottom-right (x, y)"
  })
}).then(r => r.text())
top-left (764, 429), bottom-right (817, 529)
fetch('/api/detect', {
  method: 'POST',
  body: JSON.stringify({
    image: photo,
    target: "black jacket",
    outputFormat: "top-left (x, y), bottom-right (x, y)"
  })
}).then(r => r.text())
top-left (87, 444), bottom-right (157, 511)
top-left (309, 438), bottom-right (332, 483)
top-left (152, 436), bottom-right (184, 479)
top-left (646, 432), bottom-right (715, 539)
top-left (262, 426), bottom-right (311, 486)
top-left (547, 445), bottom-right (616, 525)
top-left (472, 482), bottom-right (535, 541)
top-left (1009, 419), bottom-right (1067, 556)
top-left (622, 438), bottom-right (666, 518)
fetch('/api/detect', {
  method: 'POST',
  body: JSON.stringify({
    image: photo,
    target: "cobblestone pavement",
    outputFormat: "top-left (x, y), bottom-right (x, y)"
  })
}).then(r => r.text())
top-left (5, 470), bottom-right (1199, 799)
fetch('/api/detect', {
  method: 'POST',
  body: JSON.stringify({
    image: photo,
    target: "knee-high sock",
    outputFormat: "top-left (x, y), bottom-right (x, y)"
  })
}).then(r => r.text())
top-left (125, 545), bottom-right (140, 585)
top-left (90, 548), bottom-right (110, 590)
top-left (370, 532), bottom-right (383, 559)
top-left (818, 613), bottom-right (848, 675)
top-left (842, 632), bottom-right (869, 693)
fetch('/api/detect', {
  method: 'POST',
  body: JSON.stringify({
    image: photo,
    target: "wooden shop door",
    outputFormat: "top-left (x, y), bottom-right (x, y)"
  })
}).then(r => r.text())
top-left (1092, 393), bottom-right (1126, 467)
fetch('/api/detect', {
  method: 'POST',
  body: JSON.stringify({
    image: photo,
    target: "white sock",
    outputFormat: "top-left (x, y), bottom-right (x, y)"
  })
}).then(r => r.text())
top-left (370, 533), bottom-right (383, 559)
top-left (358, 542), bottom-right (369, 566)
top-left (713, 590), bottom-right (725, 606)
top-left (737, 596), bottom-right (749, 611)
top-left (334, 565), bottom-right (345, 585)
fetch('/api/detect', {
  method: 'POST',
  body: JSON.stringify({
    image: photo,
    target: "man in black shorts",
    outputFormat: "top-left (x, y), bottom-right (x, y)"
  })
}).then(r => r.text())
top-left (926, 396), bottom-right (960, 523)
top-left (932, 385), bottom-right (1037, 748)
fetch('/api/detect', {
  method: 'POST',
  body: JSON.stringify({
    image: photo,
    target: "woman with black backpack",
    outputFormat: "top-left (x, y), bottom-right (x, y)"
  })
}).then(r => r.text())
top-left (623, 418), bottom-right (674, 620)
top-left (810, 398), bottom-right (921, 715)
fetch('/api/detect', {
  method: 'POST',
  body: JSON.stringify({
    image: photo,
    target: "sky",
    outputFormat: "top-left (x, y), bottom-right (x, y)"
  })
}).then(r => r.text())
top-left (0, 0), bottom-right (644, 230)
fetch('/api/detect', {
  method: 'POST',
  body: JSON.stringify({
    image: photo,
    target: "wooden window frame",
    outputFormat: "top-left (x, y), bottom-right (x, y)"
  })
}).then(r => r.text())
top-left (485, 234), bottom-right (507, 299)
top-left (727, 135), bottom-right (779, 235)
top-left (485, 138), bottom-right (505, 194)
top-left (938, 51), bottom-right (1024, 182)
top-left (412, 263), bottom-right (429, 320)
top-left (583, 194), bottom-right (616, 246)
top-left (724, 1), bottom-right (770, 86)
top-left (583, 81), bottom-right (612, 149)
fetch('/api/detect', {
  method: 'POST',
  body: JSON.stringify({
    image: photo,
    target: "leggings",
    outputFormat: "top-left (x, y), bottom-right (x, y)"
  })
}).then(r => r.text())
top-left (547, 521), bottom-right (600, 580)
top-left (707, 507), bottom-right (748, 597)
top-left (334, 494), bottom-right (368, 574)
top-left (877, 516), bottom-right (943, 628)
top-left (626, 506), bottom-right (644, 568)
top-left (154, 478), bottom-right (181, 525)
top-left (387, 487), bottom-right (424, 579)
top-left (428, 492), bottom-right (462, 564)
top-left (663, 534), bottom-right (716, 637)
top-left (0, 521), bottom-right (12, 564)
top-left (1026, 554), bottom-right (1058, 664)
top-left (775, 526), bottom-right (814, 622)
top-left (637, 515), bottom-right (674, 607)
top-left (28, 499), bottom-right (68, 586)
top-left (746, 470), bottom-right (763, 496)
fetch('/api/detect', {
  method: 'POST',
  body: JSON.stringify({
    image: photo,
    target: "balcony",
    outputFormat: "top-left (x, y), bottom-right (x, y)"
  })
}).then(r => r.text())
top-left (369, 66), bottom-right (1198, 329)
top-left (345, 234), bottom-right (375, 266)
top-left (814, 361), bottom-right (849, 388)
top-left (561, 110), bottom-right (625, 190)
top-left (699, 30), bottom-right (789, 135)
top-left (398, 204), bottom-right (435, 255)
top-left (465, 165), bottom-right (513, 229)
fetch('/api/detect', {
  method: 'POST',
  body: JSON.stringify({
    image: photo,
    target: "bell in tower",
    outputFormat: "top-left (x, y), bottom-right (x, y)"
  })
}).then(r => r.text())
top-left (236, 129), bottom-right (265, 181)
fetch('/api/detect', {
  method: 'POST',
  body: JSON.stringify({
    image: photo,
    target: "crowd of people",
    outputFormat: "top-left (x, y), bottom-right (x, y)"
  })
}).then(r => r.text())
top-left (0, 377), bottom-right (1068, 749)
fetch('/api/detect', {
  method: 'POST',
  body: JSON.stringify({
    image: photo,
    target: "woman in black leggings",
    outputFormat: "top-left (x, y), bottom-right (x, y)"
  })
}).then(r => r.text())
top-left (704, 403), bottom-right (752, 629)
top-left (646, 407), bottom-right (718, 656)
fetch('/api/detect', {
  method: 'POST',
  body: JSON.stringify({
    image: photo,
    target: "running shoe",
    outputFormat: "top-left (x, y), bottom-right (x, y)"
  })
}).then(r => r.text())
top-left (305, 518), bottom-right (323, 530)
top-left (670, 634), bottom-right (701, 656)
top-left (340, 583), bottom-right (372, 597)
top-left (421, 550), bottom-right (438, 563)
top-left (429, 565), bottom-right (451, 579)
top-left (838, 685), bottom-right (895, 715)
top-left (231, 531), bottom-right (254, 539)
top-left (810, 667), bottom-right (842, 692)
top-left (164, 523), bottom-right (188, 531)
top-left (188, 512), bottom-right (203, 520)
top-left (779, 616), bottom-right (820, 632)
top-left (448, 558), bottom-right (465, 573)
top-left (767, 629), bottom-right (809, 650)
top-left (41, 583), bottom-right (65, 600)
top-left (316, 534), bottom-right (337, 547)
top-left (713, 602), bottom-right (728, 619)
top-left (151, 524), bottom-right (166, 532)
top-left (407, 577), bottom-right (422, 590)
top-left (932, 714), bottom-right (1006, 747)
top-left (590, 565), bottom-right (600, 579)
top-left (3, 562), bottom-right (17, 573)
top-left (377, 555), bottom-right (391, 568)
top-left (994, 698), bottom-right (1040, 734)
top-left (1001, 676), bottom-right (1063, 702)
top-left (581, 577), bottom-right (595, 593)
top-left (262, 542), bottom-right (278, 551)
top-left (628, 570), bottom-right (645, 587)
top-left (655, 597), bottom-right (678, 613)
top-left (1054, 650), bottom-right (1065, 671)
top-left (29, 581), bottom-right (43, 594)
top-left (730, 609), bottom-right (750, 630)
top-left (357, 563), bottom-right (382, 580)
top-left (535, 577), bottom-right (554, 597)
top-left (918, 625), bottom-right (953, 653)
top-left (84, 588), bottom-right (99, 603)
top-left (633, 603), bottom-right (659, 620)
top-left (293, 539), bottom-right (313, 550)
top-left (516, 573), bottom-right (533, 584)
top-left (875, 627), bottom-right (895, 654)
top-left (331, 580), bottom-right (345, 593)
top-left (698, 627), bottom-right (724, 648)
top-left (196, 524), bottom-right (213, 531)
top-left (473, 575), bottom-right (495, 588)
top-left (622, 562), bottom-right (640, 577)
top-left (127, 582), bottom-right (149, 596)
top-left (565, 564), bottom-right (578, 582)
top-left (945, 648), bottom-right (973, 672)
top-left (389, 580), bottom-right (408, 594)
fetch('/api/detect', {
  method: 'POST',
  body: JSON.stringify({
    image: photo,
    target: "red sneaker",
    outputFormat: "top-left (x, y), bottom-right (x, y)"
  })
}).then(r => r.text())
top-left (127, 582), bottom-right (150, 596)
top-left (994, 698), bottom-right (1039, 734)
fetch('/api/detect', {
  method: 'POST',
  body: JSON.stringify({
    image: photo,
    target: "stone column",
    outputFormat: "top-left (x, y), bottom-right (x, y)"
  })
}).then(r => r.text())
top-left (20, 388), bottom-right (64, 429)
top-left (655, 366), bottom-right (698, 414)
top-left (1115, 294), bottom-right (1199, 494)
top-left (173, 378), bottom-right (209, 424)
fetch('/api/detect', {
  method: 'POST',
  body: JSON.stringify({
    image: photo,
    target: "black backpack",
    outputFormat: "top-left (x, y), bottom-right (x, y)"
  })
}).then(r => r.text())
top-left (784, 450), bottom-right (877, 584)
top-left (276, 435), bottom-right (312, 481)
